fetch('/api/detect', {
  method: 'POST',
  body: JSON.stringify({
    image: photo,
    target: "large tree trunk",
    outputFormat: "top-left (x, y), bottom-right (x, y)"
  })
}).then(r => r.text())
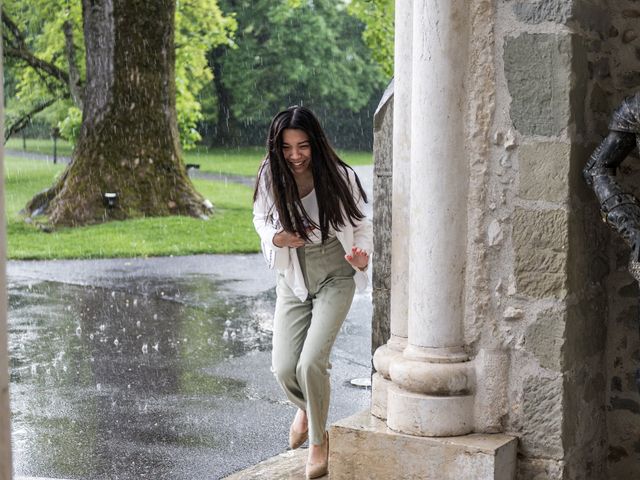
top-left (25, 0), bottom-right (211, 226)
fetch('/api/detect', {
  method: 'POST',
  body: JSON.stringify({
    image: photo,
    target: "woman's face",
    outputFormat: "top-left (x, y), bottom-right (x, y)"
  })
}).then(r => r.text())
top-left (282, 128), bottom-right (312, 177)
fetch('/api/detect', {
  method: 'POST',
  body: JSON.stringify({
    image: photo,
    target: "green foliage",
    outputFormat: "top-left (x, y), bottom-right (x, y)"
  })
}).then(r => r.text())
top-left (347, 0), bottom-right (394, 78)
top-left (175, 0), bottom-right (236, 149)
top-left (58, 106), bottom-right (82, 143)
top-left (3, 0), bottom-right (83, 132)
top-left (3, 0), bottom-right (235, 150)
top-left (210, 0), bottom-right (387, 146)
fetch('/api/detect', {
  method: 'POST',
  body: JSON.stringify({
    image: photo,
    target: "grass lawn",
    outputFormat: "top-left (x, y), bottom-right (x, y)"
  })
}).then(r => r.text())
top-left (4, 156), bottom-right (260, 260)
top-left (5, 137), bottom-right (75, 158)
top-left (5, 138), bottom-right (373, 178)
top-left (186, 146), bottom-right (372, 177)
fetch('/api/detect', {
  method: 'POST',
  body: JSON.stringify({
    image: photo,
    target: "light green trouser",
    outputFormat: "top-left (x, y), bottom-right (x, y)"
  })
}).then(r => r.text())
top-left (272, 236), bottom-right (356, 445)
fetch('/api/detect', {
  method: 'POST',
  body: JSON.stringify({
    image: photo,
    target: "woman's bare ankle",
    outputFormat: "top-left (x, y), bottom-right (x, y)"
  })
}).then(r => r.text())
top-left (293, 409), bottom-right (308, 432)
top-left (308, 434), bottom-right (328, 463)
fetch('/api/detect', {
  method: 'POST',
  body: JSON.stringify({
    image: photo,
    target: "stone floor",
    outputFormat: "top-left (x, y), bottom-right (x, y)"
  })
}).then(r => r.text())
top-left (222, 449), bottom-right (319, 479)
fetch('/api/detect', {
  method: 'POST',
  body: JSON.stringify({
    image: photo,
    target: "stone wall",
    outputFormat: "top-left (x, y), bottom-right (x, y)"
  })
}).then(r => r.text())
top-left (371, 82), bottom-right (393, 356)
top-left (370, 1), bottom-right (640, 478)
top-left (0, 40), bottom-right (12, 480)
top-left (468, 1), bottom-right (605, 478)
top-left (589, 1), bottom-right (640, 477)
top-left (464, 1), bottom-right (639, 478)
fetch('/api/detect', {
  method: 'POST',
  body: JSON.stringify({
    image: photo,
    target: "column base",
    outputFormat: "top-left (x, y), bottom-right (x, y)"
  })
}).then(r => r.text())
top-left (330, 410), bottom-right (517, 480)
top-left (371, 372), bottom-right (392, 420)
top-left (387, 383), bottom-right (474, 436)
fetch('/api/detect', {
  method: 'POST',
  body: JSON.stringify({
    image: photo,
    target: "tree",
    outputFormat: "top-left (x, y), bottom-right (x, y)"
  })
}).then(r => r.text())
top-left (2, 0), bottom-right (234, 149)
top-left (347, 0), bottom-right (394, 78)
top-left (206, 0), bottom-right (388, 147)
top-left (21, 0), bottom-right (225, 226)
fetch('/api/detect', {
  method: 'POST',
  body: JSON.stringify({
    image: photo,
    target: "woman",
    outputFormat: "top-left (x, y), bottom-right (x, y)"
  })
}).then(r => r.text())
top-left (253, 106), bottom-right (372, 478)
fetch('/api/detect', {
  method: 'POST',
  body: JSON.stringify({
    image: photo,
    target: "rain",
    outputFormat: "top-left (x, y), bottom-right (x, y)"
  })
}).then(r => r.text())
top-left (2, 0), bottom-right (387, 477)
top-left (6, 255), bottom-right (373, 479)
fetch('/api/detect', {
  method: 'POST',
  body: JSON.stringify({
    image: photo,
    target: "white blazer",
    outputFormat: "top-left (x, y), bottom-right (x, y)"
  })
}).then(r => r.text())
top-left (253, 166), bottom-right (373, 301)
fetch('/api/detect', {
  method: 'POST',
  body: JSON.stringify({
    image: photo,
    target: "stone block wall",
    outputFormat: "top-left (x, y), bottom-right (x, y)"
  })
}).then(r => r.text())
top-left (370, 1), bottom-right (640, 478)
top-left (584, 2), bottom-right (640, 477)
top-left (463, 1), bottom-right (639, 478)
top-left (463, 2), bottom-right (596, 477)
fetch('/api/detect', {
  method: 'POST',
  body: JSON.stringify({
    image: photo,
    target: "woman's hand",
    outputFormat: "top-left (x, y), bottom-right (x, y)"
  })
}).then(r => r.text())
top-left (345, 246), bottom-right (369, 271)
top-left (273, 230), bottom-right (305, 248)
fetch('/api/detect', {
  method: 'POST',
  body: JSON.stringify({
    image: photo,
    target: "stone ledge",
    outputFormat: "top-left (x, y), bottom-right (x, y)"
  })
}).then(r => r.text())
top-left (329, 409), bottom-right (517, 480)
top-left (222, 448), bottom-right (314, 479)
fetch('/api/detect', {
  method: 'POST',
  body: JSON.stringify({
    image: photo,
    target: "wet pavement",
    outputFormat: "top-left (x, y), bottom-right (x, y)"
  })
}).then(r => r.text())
top-left (7, 255), bottom-right (373, 479)
top-left (6, 165), bottom-right (374, 480)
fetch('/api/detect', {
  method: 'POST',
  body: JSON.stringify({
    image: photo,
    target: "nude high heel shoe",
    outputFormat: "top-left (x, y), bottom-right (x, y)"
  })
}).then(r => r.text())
top-left (305, 432), bottom-right (329, 479)
top-left (289, 421), bottom-right (309, 449)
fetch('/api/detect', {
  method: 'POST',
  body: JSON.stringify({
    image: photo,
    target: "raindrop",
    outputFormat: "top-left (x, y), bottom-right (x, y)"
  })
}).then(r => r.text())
top-left (30, 364), bottom-right (37, 375)
top-left (230, 331), bottom-right (237, 341)
top-left (153, 314), bottom-right (158, 320)
top-left (96, 383), bottom-right (102, 391)
top-left (153, 343), bottom-right (159, 352)
top-left (89, 333), bottom-right (94, 340)
top-left (133, 299), bottom-right (138, 306)
top-left (114, 338), bottom-right (120, 346)
top-left (111, 291), bottom-right (116, 298)
top-left (222, 331), bottom-right (229, 341)
top-left (75, 326), bottom-right (82, 336)
top-left (142, 343), bottom-right (149, 354)
top-left (136, 320), bottom-right (141, 327)
top-left (99, 324), bottom-right (106, 331)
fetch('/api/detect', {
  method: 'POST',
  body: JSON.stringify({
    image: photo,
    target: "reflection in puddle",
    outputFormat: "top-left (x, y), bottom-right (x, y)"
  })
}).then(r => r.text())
top-left (8, 276), bottom-right (275, 479)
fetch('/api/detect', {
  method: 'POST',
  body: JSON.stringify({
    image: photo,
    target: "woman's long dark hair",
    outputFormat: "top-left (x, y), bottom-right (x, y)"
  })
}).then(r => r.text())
top-left (253, 106), bottom-right (367, 243)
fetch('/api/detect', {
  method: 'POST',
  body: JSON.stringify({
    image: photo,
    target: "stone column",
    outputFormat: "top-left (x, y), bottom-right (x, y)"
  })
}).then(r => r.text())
top-left (0, 40), bottom-right (13, 480)
top-left (386, 0), bottom-right (475, 436)
top-left (371, 0), bottom-right (411, 420)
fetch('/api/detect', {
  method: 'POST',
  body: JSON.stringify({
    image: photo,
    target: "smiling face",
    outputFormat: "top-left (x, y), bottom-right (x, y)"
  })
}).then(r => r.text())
top-left (282, 128), bottom-right (312, 177)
